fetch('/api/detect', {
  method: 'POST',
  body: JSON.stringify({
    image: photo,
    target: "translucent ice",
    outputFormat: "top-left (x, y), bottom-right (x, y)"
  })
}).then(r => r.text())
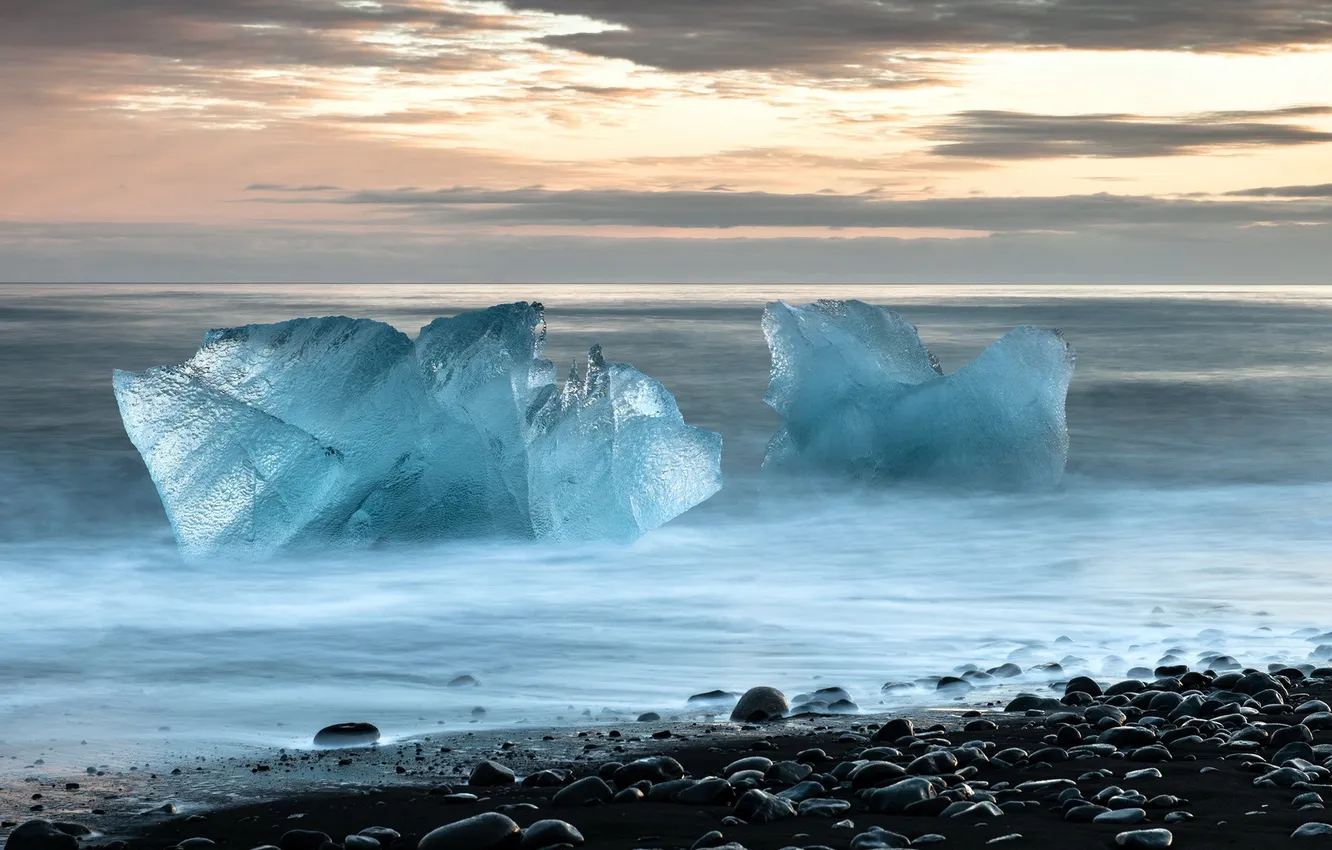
top-left (114, 303), bottom-right (722, 559)
top-left (762, 300), bottom-right (1074, 487)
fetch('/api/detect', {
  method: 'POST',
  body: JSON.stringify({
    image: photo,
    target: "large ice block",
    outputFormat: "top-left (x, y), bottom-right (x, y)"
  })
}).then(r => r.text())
top-left (762, 300), bottom-right (1074, 487)
top-left (114, 303), bottom-right (721, 559)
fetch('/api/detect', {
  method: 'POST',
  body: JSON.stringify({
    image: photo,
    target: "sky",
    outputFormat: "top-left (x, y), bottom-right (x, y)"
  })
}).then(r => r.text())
top-left (3, 0), bottom-right (1332, 282)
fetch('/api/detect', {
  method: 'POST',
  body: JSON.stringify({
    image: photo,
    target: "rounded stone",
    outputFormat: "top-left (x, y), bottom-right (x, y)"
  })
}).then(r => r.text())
top-left (867, 777), bottom-right (937, 813)
top-left (552, 776), bottom-right (612, 807)
top-left (733, 789), bottom-right (796, 823)
top-left (1293, 823), bottom-right (1332, 838)
top-left (730, 687), bottom-right (788, 722)
top-left (469, 760), bottom-right (516, 787)
top-left (613, 756), bottom-right (685, 786)
top-left (1095, 809), bottom-right (1147, 825)
top-left (418, 814), bottom-right (521, 850)
top-left (1115, 829), bottom-right (1172, 849)
top-left (5, 822), bottom-right (80, 850)
top-left (313, 723), bottom-right (380, 747)
top-left (872, 718), bottom-right (914, 742)
top-left (519, 820), bottom-right (583, 850)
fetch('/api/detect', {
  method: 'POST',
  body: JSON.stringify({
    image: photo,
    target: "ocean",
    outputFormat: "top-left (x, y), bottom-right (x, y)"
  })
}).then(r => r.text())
top-left (4, 283), bottom-right (1332, 762)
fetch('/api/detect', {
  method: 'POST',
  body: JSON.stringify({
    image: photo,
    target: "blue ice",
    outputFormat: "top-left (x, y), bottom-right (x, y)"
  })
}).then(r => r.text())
top-left (762, 300), bottom-right (1074, 487)
top-left (114, 303), bottom-right (722, 559)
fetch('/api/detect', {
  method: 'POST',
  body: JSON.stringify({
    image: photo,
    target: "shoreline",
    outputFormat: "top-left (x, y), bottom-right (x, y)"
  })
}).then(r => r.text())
top-left (9, 665), bottom-right (1332, 850)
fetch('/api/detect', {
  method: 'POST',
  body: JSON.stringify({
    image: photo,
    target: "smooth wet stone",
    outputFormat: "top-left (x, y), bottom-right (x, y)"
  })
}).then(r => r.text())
top-left (1115, 829), bottom-right (1172, 849)
top-left (733, 789), bottom-right (796, 823)
top-left (1163, 812), bottom-right (1193, 824)
top-left (689, 831), bottom-right (726, 850)
top-left (448, 674), bottom-right (480, 688)
top-left (849, 827), bottom-right (910, 850)
top-left (469, 760), bottom-right (516, 787)
top-left (1275, 742), bottom-right (1317, 765)
top-left (1292, 823), bottom-right (1332, 838)
top-left (344, 837), bottom-right (381, 850)
top-left (552, 776), bottom-right (612, 807)
top-left (358, 828), bottom-right (400, 845)
top-left (867, 777), bottom-right (937, 813)
top-left (520, 820), bottom-right (583, 849)
top-left (647, 779), bottom-right (696, 802)
top-left (523, 770), bottom-right (568, 788)
top-left (872, 719), bottom-right (914, 742)
top-left (5, 822), bottom-right (80, 850)
top-left (313, 723), bottom-right (380, 747)
top-left (1095, 809), bottom-right (1148, 825)
top-left (1066, 676), bottom-right (1103, 697)
top-left (799, 798), bottom-right (851, 818)
top-left (677, 777), bottom-right (734, 806)
top-left (1274, 724), bottom-right (1316, 748)
top-left (725, 757), bottom-right (774, 776)
top-left (985, 836), bottom-right (1022, 845)
top-left (1066, 805), bottom-right (1111, 822)
top-left (766, 760), bottom-right (814, 785)
top-left (951, 802), bottom-right (1004, 820)
top-left (1005, 694), bottom-right (1062, 712)
top-left (636, 712), bottom-right (661, 722)
top-left (418, 814), bottom-right (520, 850)
top-left (281, 830), bottom-right (333, 850)
top-left (730, 687), bottom-right (788, 722)
top-left (1125, 768), bottom-right (1162, 780)
top-left (907, 751), bottom-right (958, 776)
top-left (850, 761), bottom-right (907, 789)
top-left (177, 840), bottom-right (215, 850)
top-left (614, 756), bottom-right (685, 785)
top-left (778, 781), bottom-right (827, 803)
top-left (688, 690), bottom-right (738, 707)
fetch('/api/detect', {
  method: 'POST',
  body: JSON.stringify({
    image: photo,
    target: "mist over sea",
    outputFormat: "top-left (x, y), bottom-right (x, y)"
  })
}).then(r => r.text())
top-left (5, 283), bottom-right (1332, 760)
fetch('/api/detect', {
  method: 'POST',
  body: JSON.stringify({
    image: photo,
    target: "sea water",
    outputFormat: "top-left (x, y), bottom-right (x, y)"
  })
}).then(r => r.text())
top-left (4, 284), bottom-right (1332, 763)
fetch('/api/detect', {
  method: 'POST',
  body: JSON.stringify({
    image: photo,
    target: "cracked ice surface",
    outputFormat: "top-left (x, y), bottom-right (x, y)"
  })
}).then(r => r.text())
top-left (113, 302), bottom-right (722, 559)
top-left (763, 299), bottom-right (1074, 487)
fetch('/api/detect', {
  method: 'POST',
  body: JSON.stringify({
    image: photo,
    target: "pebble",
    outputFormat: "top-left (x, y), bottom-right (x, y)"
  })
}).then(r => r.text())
top-left (798, 799), bottom-right (851, 817)
top-left (468, 761), bottom-right (516, 787)
top-left (5, 823), bottom-right (80, 850)
top-left (418, 814), bottom-right (520, 850)
top-left (1292, 823), bottom-right (1332, 838)
top-left (614, 755), bottom-right (685, 785)
top-left (519, 820), bottom-right (583, 849)
top-left (552, 776), bottom-right (612, 807)
top-left (1115, 829), bottom-right (1172, 849)
top-left (866, 777), bottom-right (937, 813)
top-left (733, 789), bottom-right (796, 823)
top-left (312, 723), bottom-right (380, 747)
top-left (730, 687), bottom-right (789, 722)
top-left (1094, 809), bottom-right (1148, 825)
top-left (358, 828), bottom-right (399, 845)
top-left (849, 827), bottom-right (910, 849)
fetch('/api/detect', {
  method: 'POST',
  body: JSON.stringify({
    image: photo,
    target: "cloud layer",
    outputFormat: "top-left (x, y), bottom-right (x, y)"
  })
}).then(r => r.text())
top-left (927, 108), bottom-right (1332, 159)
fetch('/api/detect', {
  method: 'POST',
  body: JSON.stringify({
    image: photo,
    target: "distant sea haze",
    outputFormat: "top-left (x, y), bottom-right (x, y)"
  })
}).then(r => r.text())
top-left (2, 283), bottom-right (1332, 758)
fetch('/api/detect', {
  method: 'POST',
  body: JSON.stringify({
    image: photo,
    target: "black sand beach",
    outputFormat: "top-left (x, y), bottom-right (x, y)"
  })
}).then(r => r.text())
top-left (9, 667), bottom-right (1332, 850)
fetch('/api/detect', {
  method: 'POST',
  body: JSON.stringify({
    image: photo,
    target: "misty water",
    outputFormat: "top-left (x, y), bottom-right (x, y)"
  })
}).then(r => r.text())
top-left (5, 284), bottom-right (1332, 765)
